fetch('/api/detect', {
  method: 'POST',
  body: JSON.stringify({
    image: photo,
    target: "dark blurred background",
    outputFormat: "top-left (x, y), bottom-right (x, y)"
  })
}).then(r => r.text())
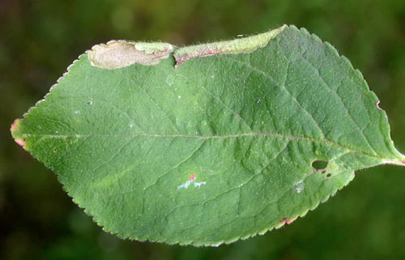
top-left (1, 0), bottom-right (405, 259)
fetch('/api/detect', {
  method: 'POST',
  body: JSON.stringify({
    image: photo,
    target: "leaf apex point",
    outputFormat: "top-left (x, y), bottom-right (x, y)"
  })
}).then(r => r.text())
top-left (10, 118), bottom-right (22, 133)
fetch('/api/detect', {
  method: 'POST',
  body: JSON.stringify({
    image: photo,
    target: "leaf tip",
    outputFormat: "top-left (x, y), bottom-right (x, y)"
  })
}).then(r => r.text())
top-left (10, 119), bottom-right (27, 150)
top-left (11, 119), bottom-right (27, 150)
top-left (10, 118), bottom-right (21, 133)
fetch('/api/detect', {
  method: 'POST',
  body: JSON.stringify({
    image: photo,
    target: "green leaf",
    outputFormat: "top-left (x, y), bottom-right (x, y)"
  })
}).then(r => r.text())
top-left (11, 25), bottom-right (405, 246)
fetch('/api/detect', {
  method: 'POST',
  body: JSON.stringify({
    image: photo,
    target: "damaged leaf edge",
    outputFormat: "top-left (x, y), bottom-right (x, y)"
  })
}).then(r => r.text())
top-left (87, 25), bottom-right (288, 70)
top-left (10, 24), bottom-right (290, 142)
top-left (173, 24), bottom-right (287, 66)
top-left (12, 25), bottom-right (404, 164)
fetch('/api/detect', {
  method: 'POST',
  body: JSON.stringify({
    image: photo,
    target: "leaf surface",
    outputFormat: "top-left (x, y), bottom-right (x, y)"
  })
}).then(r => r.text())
top-left (11, 25), bottom-right (405, 246)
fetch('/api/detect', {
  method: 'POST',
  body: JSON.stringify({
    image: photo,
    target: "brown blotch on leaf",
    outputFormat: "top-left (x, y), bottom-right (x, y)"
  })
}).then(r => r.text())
top-left (280, 217), bottom-right (297, 225)
top-left (175, 48), bottom-right (221, 67)
top-left (14, 139), bottom-right (26, 149)
top-left (88, 41), bottom-right (174, 69)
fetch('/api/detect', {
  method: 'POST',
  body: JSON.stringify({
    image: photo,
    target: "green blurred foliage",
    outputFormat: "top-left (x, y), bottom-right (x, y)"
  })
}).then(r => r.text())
top-left (1, 0), bottom-right (404, 259)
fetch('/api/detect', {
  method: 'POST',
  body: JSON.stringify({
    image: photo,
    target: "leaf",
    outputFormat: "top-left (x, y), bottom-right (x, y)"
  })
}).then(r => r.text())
top-left (11, 25), bottom-right (405, 246)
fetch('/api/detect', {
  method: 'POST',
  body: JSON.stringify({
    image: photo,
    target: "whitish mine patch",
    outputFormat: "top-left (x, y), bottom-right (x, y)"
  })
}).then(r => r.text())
top-left (177, 175), bottom-right (206, 190)
top-left (88, 41), bottom-right (174, 69)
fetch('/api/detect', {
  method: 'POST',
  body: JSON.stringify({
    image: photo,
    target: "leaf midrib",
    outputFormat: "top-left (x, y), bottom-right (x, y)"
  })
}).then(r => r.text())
top-left (20, 131), bottom-right (385, 160)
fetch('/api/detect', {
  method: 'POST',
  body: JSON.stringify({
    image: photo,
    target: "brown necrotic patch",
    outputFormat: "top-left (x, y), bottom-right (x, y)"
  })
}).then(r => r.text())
top-left (88, 41), bottom-right (174, 69)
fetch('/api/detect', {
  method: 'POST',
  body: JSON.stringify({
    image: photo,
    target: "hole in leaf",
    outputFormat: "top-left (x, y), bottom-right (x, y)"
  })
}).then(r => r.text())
top-left (326, 173), bottom-right (332, 178)
top-left (312, 160), bottom-right (328, 172)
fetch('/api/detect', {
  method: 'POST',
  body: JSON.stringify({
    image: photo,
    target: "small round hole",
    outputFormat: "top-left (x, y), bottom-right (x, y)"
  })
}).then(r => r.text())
top-left (312, 160), bottom-right (328, 172)
top-left (326, 173), bottom-right (332, 178)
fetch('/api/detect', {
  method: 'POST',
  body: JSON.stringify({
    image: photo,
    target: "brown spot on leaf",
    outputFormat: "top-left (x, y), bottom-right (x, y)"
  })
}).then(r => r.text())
top-left (175, 48), bottom-right (221, 67)
top-left (280, 217), bottom-right (297, 225)
top-left (88, 41), bottom-right (174, 69)
top-left (15, 139), bottom-right (26, 149)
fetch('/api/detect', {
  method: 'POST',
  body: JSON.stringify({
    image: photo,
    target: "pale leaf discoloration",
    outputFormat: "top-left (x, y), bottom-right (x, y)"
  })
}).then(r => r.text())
top-left (88, 41), bottom-right (174, 69)
top-left (173, 25), bottom-right (287, 66)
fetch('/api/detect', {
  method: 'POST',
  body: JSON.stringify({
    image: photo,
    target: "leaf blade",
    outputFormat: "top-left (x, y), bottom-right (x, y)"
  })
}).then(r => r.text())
top-left (11, 25), bottom-right (405, 246)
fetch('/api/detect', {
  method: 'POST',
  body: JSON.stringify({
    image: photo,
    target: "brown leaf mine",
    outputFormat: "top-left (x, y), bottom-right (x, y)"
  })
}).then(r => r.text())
top-left (88, 41), bottom-right (174, 69)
